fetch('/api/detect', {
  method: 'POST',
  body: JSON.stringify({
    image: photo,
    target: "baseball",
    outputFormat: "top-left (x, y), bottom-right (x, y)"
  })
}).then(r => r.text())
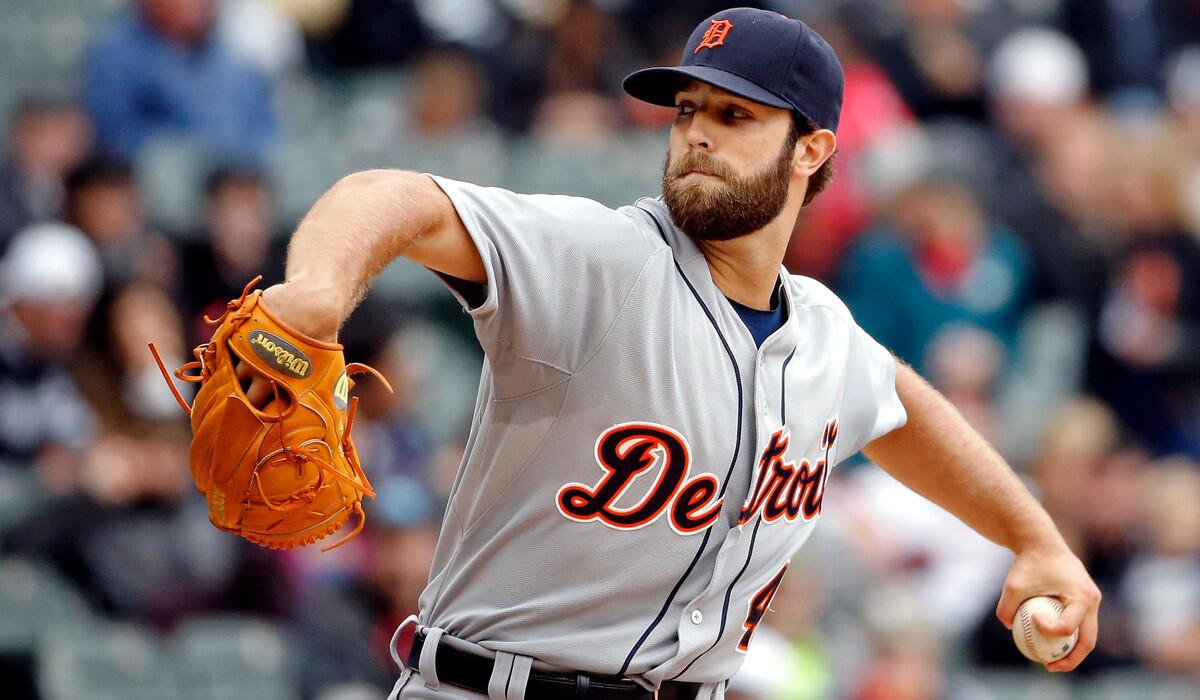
top-left (1012, 596), bottom-right (1079, 664)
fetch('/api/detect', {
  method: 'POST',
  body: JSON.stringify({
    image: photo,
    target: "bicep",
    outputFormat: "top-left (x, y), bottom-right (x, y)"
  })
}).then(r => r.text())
top-left (393, 174), bottom-right (487, 284)
top-left (861, 360), bottom-right (972, 474)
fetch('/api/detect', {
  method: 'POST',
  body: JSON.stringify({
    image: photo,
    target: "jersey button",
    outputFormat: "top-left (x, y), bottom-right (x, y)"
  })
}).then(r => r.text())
top-left (690, 610), bottom-right (704, 625)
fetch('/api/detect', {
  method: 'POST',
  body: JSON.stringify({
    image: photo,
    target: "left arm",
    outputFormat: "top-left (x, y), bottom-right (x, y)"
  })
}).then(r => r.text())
top-left (862, 361), bottom-right (1101, 671)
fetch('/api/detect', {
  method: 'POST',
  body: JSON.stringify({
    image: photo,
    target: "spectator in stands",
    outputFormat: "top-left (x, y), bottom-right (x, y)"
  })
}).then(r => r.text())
top-left (82, 0), bottom-right (276, 163)
top-left (179, 165), bottom-right (285, 340)
top-left (378, 49), bottom-right (505, 182)
top-left (1122, 457), bottom-right (1200, 673)
top-left (1029, 399), bottom-right (1122, 553)
top-left (296, 475), bottom-right (439, 698)
top-left (1167, 47), bottom-right (1200, 233)
top-left (850, 598), bottom-right (947, 700)
top-left (77, 282), bottom-right (193, 429)
top-left (784, 14), bottom-right (914, 282)
top-left (1059, 0), bottom-right (1200, 103)
top-left (346, 325), bottom-right (436, 484)
top-left (970, 399), bottom-right (1144, 670)
top-left (302, 0), bottom-right (428, 69)
top-left (986, 28), bottom-right (1109, 308)
top-left (0, 224), bottom-right (100, 489)
top-left (838, 168), bottom-right (1032, 375)
top-left (846, 0), bottom-right (1014, 123)
top-left (0, 95), bottom-right (92, 249)
top-left (2, 281), bottom-right (289, 628)
top-left (2, 429), bottom-right (291, 629)
top-left (1090, 128), bottom-right (1200, 458)
top-left (64, 156), bottom-right (177, 290)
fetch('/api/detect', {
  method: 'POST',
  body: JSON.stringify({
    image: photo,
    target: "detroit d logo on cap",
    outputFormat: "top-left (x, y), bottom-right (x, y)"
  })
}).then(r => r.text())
top-left (694, 18), bottom-right (733, 53)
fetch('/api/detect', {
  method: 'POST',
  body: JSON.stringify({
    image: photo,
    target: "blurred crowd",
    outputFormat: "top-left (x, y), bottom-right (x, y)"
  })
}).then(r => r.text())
top-left (0, 0), bottom-right (1198, 699)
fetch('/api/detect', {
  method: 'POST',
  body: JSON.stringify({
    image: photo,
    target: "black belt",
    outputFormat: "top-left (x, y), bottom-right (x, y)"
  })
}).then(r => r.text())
top-left (407, 630), bottom-right (699, 700)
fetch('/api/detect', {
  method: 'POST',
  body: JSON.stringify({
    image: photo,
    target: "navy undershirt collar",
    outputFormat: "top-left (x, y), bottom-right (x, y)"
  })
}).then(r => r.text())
top-left (726, 282), bottom-right (787, 348)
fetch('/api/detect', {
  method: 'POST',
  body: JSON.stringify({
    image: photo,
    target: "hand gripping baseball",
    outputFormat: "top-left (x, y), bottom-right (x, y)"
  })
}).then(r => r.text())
top-left (149, 277), bottom-right (391, 551)
top-left (995, 543), bottom-right (1101, 671)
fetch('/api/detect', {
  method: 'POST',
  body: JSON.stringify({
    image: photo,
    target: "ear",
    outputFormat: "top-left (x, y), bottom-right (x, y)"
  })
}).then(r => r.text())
top-left (793, 129), bottom-right (837, 178)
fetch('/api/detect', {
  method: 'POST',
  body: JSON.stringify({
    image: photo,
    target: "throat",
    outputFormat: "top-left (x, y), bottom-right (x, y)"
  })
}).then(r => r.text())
top-left (697, 227), bottom-right (793, 309)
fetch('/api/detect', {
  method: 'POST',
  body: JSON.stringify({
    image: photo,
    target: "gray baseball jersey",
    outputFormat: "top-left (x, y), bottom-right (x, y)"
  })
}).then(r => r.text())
top-left (409, 175), bottom-right (906, 691)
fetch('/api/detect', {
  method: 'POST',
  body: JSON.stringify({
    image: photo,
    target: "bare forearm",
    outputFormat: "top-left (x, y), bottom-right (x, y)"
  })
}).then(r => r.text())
top-left (283, 169), bottom-right (438, 321)
top-left (863, 361), bottom-right (1064, 554)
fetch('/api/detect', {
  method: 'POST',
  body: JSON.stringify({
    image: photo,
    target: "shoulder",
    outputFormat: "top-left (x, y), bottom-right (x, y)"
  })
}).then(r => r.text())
top-left (431, 175), bottom-right (617, 217)
top-left (429, 175), bottom-right (666, 251)
top-left (785, 274), bottom-right (853, 319)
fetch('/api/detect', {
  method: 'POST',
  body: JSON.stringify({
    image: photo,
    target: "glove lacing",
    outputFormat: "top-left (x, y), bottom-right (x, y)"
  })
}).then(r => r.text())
top-left (148, 276), bottom-right (391, 551)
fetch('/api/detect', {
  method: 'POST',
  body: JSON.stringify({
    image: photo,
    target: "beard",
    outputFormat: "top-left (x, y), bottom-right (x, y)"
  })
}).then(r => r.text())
top-left (661, 137), bottom-right (794, 242)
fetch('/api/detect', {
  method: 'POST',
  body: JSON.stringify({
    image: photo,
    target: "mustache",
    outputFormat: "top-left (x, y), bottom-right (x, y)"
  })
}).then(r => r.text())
top-left (668, 151), bottom-right (738, 181)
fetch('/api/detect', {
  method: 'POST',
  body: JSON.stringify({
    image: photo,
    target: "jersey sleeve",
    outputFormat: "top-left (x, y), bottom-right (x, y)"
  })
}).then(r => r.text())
top-left (838, 314), bottom-right (908, 458)
top-left (427, 175), bottom-right (661, 383)
top-left (791, 275), bottom-right (908, 461)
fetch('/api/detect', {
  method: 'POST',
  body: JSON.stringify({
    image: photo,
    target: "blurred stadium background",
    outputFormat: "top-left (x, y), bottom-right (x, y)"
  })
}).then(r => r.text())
top-left (1, 0), bottom-right (1199, 698)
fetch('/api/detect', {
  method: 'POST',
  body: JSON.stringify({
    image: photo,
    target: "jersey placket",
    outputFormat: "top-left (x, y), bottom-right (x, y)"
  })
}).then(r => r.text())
top-left (655, 298), bottom-right (797, 683)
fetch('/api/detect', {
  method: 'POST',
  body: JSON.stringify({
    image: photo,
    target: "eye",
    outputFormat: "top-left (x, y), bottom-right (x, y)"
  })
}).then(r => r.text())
top-left (676, 103), bottom-right (696, 116)
top-left (726, 107), bottom-right (751, 120)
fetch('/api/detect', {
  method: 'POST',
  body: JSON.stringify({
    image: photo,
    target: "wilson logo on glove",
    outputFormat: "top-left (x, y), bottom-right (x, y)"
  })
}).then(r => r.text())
top-left (333, 370), bottom-right (350, 410)
top-left (248, 329), bottom-right (312, 377)
top-left (147, 276), bottom-right (391, 552)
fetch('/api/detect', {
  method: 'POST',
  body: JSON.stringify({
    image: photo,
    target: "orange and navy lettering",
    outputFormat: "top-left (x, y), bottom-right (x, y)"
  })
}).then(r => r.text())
top-left (738, 419), bottom-right (838, 526)
top-left (556, 422), bottom-right (724, 535)
top-left (738, 563), bottom-right (789, 653)
top-left (694, 19), bottom-right (734, 53)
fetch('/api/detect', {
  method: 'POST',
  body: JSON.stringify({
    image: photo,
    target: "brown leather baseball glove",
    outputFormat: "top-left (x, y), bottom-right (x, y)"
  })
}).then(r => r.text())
top-left (150, 277), bottom-right (389, 550)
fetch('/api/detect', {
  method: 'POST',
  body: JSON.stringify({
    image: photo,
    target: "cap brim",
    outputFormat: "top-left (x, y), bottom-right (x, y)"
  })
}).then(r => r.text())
top-left (622, 65), bottom-right (792, 110)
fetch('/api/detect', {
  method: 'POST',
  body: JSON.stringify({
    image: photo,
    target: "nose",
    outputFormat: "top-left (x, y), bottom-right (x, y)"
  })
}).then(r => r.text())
top-left (685, 114), bottom-right (713, 152)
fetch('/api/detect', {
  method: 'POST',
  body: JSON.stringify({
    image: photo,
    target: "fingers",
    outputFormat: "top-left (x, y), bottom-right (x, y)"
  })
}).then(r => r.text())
top-left (246, 378), bottom-right (273, 408)
top-left (1037, 598), bottom-right (1085, 637)
top-left (235, 359), bottom-right (274, 408)
top-left (1046, 598), bottom-right (1099, 672)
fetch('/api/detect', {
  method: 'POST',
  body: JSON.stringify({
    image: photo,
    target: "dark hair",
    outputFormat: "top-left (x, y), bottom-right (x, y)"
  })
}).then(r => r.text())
top-left (204, 164), bottom-right (267, 198)
top-left (788, 111), bottom-right (836, 207)
top-left (64, 155), bottom-right (134, 196)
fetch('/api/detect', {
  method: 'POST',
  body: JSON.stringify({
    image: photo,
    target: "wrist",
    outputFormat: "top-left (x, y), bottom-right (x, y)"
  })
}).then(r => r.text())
top-left (283, 273), bottom-right (353, 318)
top-left (262, 277), bottom-right (349, 342)
top-left (1007, 519), bottom-right (1070, 557)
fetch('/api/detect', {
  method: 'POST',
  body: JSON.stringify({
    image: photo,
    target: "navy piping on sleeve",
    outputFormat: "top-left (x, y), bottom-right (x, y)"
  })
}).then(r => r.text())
top-left (619, 207), bottom-right (746, 676)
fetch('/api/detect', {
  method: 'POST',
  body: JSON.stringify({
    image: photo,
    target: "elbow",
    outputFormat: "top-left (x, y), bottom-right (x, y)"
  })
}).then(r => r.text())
top-left (335, 168), bottom-right (425, 193)
top-left (334, 169), bottom-right (444, 218)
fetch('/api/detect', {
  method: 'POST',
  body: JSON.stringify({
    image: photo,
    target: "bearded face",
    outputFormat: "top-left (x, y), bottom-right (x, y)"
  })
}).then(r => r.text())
top-left (662, 130), bottom-right (797, 242)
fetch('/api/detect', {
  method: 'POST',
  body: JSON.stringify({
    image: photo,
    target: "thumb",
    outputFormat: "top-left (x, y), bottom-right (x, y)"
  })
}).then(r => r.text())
top-left (1036, 599), bottom-right (1084, 637)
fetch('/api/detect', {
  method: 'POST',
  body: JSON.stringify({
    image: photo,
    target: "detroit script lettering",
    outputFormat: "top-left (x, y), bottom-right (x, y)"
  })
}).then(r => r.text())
top-left (556, 419), bottom-right (838, 534)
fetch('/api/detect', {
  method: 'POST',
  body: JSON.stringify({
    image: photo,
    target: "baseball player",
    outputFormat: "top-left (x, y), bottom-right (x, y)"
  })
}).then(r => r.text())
top-left (251, 8), bottom-right (1101, 700)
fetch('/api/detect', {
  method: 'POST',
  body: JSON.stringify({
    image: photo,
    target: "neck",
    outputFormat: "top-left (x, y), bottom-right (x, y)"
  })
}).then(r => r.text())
top-left (697, 196), bottom-right (801, 310)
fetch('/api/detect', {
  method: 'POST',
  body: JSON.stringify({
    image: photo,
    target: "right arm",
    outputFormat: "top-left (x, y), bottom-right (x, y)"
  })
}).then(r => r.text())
top-left (265, 170), bottom-right (484, 341)
top-left (237, 171), bottom-right (481, 405)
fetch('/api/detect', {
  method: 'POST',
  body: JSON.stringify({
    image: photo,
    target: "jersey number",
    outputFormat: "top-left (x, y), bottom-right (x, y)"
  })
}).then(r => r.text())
top-left (738, 563), bottom-right (789, 653)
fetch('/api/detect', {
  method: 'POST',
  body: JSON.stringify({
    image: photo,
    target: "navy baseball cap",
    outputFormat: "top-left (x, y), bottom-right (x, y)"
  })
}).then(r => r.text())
top-left (623, 7), bottom-right (844, 133)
